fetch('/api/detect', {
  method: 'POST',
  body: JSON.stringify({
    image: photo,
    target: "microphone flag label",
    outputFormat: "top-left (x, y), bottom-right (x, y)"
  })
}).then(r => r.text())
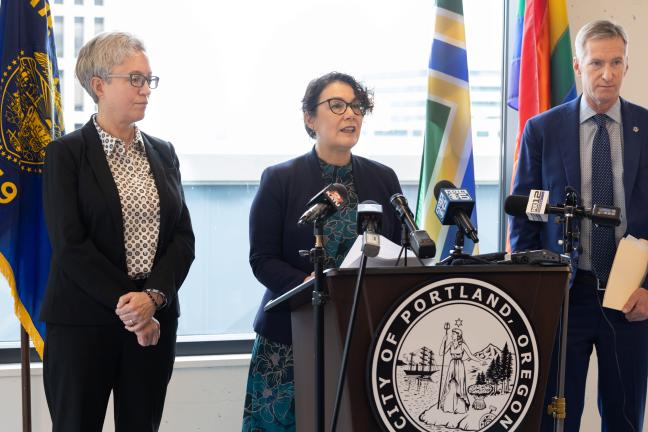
top-left (526, 190), bottom-right (548, 222)
top-left (325, 188), bottom-right (345, 208)
top-left (434, 192), bottom-right (449, 224)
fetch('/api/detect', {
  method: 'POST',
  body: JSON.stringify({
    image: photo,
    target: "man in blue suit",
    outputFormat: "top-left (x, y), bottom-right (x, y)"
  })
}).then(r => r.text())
top-left (510, 20), bottom-right (648, 431)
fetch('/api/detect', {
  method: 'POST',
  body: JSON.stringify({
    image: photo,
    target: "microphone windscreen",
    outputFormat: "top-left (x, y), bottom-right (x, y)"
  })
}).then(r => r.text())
top-left (433, 180), bottom-right (456, 200)
top-left (358, 200), bottom-right (381, 212)
top-left (504, 195), bottom-right (530, 217)
top-left (389, 193), bottom-right (407, 208)
top-left (357, 200), bottom-right (383, 235)
top-left (326, 183), bottom-right (349, 206)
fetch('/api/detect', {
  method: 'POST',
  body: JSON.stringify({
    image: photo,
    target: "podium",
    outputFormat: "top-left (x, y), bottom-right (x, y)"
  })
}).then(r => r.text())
top-left (265, 265), bottom-right (569, 432)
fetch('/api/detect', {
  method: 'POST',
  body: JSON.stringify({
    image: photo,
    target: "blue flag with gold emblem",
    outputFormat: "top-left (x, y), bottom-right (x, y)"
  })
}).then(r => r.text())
top-left (0, 0), bottom-right (64, 357)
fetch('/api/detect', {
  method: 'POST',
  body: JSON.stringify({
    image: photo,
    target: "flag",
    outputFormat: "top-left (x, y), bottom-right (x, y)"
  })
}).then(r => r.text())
top-left (509, 0), bottom-right (577, 188)
top-left (507, 0), bottom-right (526, 110)
top-left (415, 0), bottom-right (477, 260)
top-left (0, 0), bottom-right (64, 357)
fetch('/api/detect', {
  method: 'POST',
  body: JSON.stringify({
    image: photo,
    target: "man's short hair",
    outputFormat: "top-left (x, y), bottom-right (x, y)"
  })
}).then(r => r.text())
top-left (574, 20), bottom-right (628, 61)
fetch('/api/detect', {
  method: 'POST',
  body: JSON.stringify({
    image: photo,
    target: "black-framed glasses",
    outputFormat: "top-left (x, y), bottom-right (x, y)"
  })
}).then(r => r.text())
top-left (105, 73), bottom-right (159, 89)
top-left (316, 98), bottom-right (366, 116)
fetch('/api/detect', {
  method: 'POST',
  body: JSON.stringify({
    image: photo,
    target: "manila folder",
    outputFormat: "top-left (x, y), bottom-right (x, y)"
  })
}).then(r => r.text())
top-left (603, 235), bottom-right (648, 311)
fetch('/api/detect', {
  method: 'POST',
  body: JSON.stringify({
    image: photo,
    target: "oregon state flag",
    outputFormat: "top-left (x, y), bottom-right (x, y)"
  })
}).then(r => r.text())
top-left (0, 0), bottom-right (64, 357)
top-left (415, 0), bottom-right (477, 260)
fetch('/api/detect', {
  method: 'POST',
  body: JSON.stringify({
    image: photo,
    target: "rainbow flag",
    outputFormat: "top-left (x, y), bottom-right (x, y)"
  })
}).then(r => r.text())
top-left (415, 0), bottom-right (477, 260)
top-left (0, 0), bottom-right (64, 357)
top-left (509, 0), bottom-right (577, 188)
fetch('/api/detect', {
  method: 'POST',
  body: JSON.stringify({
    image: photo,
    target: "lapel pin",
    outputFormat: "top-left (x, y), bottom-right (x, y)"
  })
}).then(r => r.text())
top-left (633, 126), bottom-right (639, 133)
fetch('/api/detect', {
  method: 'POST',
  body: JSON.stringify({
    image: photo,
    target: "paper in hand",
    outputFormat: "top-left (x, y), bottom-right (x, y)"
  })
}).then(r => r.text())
top-left (602, 235), bottom-right (648, 311)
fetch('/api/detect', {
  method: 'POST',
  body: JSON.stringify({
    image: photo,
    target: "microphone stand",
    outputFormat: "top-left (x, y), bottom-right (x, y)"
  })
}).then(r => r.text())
top-left (548, 189), bottom-right (578, 432)
top-left (396, 223), bottom-right (426, 266)
top-left (304, 220), bottom-right (327, 432)
top-left (396, 223), bottom-right (410, 266)
top-left (330, 252), bottom-right (369, 431)
top-left (437, 229), bottom-right (474, 265)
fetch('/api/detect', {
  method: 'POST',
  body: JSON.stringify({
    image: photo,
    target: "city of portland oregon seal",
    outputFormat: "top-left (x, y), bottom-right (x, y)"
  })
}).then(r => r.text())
top-left (368, 278), bottom-right (538, 432)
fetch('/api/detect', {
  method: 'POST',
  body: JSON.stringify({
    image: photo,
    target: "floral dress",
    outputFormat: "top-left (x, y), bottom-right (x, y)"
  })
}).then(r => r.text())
top-left (242, 159), bottom-right (358, 431)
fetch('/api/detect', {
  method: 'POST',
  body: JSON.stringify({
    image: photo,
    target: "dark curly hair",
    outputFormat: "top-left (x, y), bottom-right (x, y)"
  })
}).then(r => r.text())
top-left (301, 72), bottom-right (374, 139)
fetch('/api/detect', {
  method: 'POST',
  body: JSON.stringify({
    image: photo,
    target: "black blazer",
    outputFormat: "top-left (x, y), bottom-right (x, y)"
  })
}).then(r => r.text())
top-left (249, 148), bottom-right (403, 344)
top-left (40, 119), bottom-right (195, 325)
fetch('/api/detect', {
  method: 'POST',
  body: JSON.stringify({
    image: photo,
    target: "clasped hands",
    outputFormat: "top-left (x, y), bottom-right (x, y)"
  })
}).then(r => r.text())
top-left (116, 292), bottom-right (161, 347)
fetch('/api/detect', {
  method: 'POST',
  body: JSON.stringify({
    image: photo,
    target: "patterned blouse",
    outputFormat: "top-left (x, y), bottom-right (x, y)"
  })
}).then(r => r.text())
top-left (93, 116), bottom-right (160, 280)
top-left (319, 158), bottom-right (358, 268)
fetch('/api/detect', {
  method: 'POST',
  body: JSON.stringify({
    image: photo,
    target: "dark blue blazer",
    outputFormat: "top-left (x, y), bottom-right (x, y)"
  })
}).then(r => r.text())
top-left (510, 96), bottom-right (648, 271)
top-left (249, 148), bottom-right (403, 344)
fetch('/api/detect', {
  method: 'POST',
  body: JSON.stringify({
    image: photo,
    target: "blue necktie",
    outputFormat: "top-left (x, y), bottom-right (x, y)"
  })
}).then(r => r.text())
top-left (590, 114), bottom-right (616, 286)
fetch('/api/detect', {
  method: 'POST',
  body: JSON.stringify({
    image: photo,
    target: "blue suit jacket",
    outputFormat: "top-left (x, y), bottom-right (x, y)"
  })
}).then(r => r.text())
top-left (510, 96), bottom-right (648, 271)
top-left (249, 148), bottom-right (403, 344)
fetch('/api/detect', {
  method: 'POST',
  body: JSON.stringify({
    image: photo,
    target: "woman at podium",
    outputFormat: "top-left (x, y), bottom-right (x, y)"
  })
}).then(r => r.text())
top-left (243, 72), bottom-right (404, 430)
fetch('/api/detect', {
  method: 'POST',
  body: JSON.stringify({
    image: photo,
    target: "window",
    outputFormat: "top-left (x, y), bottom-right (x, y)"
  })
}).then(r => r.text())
top-left (0, 0), bottom-right (505, 350)
top-left (94, 17), bottom-right (104, 34)
top-left (58, 70), bottom-right (65, 106)
top-left (54, 16), bottom-right (64, 58)
top-left (74, 17), bottom-right (84, 56)
top-left (74, 79), bottom-right (84, 112)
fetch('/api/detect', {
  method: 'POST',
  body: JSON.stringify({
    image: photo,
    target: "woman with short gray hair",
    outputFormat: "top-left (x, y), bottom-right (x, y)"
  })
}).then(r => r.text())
top-left (41, 31), bottom-right (195, 432)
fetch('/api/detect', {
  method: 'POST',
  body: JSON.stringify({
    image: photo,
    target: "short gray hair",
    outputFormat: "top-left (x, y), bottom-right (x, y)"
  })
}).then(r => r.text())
top-left (75, 31), bottom-right (146, 103)
top-left (574, 20), bottom-right (628, 62)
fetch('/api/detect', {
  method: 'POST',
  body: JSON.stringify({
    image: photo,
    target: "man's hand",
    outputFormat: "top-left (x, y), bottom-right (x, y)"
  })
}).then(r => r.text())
top-left (622, 288), bottom-right (648, 321)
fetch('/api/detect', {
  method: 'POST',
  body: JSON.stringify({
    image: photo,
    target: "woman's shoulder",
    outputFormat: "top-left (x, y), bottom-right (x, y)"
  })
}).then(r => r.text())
top-left (47, 121), bottom-right (95, 157)
top-left (141, 131), bottom-right (173, 152)
top-left (352, 154), bottom-right (397, 175)
top-left (261, 151), bottom-right (313, 179)
top-left (352, 155), bottom-right (399, 189)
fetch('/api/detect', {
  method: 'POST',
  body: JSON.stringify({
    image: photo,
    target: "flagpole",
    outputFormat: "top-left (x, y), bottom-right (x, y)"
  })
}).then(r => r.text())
top-left (21, 326), bottom-right (32, 432)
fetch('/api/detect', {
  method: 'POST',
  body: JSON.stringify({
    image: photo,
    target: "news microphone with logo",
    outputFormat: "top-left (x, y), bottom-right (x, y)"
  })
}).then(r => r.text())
top-left (433, 180), bottom-right (479, 243)
top-left (504, 191), bottom-right (621, 227)
top-left (357, 200), bottom-right (382, 257)
top-left (389, 194), bottom-right (436, 259)
top-left (298, 183), bottom-right (348, 225)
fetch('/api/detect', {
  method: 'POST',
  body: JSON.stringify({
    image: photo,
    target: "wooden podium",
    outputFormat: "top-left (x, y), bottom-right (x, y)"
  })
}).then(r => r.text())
top-left (265, 265), bottom-right (570, 431)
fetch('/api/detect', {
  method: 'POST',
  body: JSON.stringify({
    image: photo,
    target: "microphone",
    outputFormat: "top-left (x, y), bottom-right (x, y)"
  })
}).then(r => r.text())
top-left (504, 191), bottom-right (621, 227)
top-left (433, 180), bottom-right (479, 243)
top-left (298, 183), bottom-right (348, 225)
top-left (357, 201), bottom-right (382, 257)
top-left (389, 194), bottom-right (436, 259)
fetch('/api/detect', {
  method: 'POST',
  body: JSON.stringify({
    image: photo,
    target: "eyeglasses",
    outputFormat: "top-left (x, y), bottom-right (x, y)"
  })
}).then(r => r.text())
top-left (316, 98), bottom-right (366, 116)
top-left (105, 73), bottom-right (159, 89)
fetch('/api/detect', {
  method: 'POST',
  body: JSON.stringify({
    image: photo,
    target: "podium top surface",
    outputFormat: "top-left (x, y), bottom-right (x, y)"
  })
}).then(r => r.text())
top-left (264, 264), bottom-right (570, 313)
